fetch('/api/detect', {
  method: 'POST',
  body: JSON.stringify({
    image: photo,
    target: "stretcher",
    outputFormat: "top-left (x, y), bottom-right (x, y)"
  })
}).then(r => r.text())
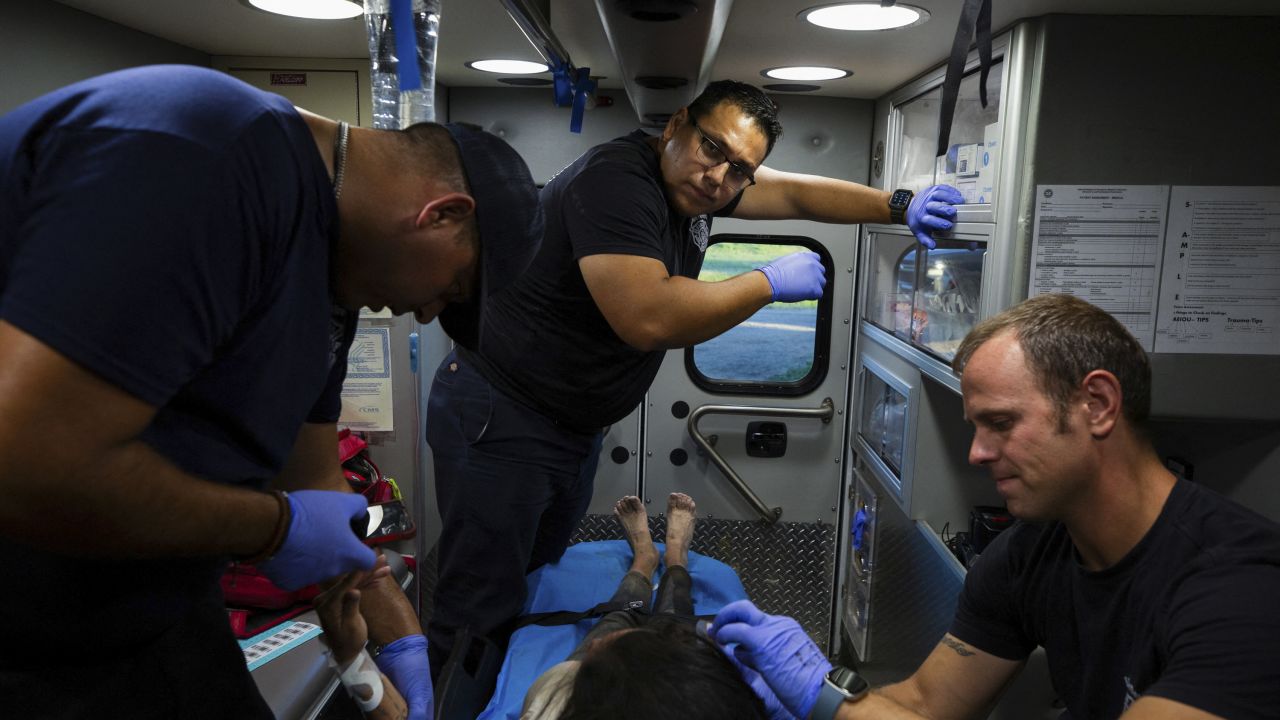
top-left (436, 540), bottom-right (748, 719)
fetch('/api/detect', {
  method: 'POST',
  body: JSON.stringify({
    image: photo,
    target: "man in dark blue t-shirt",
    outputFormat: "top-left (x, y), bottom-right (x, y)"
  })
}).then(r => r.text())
top-left (424, 79), bottom-right (965, 674)
top-left (715, 294), bottom-right (1280, 720)
top-left (0, 65), bottom-right (541, 719)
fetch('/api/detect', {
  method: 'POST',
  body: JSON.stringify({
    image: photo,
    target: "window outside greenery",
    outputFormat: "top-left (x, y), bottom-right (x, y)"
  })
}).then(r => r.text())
top-left (692, 242), bottom-right (819, 383)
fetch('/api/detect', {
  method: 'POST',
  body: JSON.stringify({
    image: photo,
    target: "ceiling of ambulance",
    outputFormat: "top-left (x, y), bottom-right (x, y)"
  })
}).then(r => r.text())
top-left (54, 0), bottom-right (1280, 119)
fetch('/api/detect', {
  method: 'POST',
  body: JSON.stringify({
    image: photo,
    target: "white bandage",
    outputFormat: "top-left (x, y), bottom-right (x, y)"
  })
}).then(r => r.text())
top-left (327, 648), bottom-right (384, 712)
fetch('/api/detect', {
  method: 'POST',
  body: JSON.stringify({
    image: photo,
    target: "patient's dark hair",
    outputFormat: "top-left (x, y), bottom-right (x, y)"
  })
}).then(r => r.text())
top-left (560, 616), bottom-right (768, 720)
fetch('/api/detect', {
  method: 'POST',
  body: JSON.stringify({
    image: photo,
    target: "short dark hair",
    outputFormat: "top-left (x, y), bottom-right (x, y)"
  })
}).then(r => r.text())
top-left (560, 617), bottom-right (768, 720)
top-left (400, 122), bottom-right (468, 193)
top-left (687, 80), bottom-right (783, 156)
top-left (953, 294), bottom-right (1152, 433)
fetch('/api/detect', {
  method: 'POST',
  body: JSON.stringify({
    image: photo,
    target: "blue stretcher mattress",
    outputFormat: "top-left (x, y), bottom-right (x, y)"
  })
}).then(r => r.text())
top-left (477, 540), bottom-right (748, 719)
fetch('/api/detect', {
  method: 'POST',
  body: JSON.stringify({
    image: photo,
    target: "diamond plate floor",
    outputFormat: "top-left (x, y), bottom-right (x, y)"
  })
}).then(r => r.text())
top-left (571, 513), bottom-right (836, 652)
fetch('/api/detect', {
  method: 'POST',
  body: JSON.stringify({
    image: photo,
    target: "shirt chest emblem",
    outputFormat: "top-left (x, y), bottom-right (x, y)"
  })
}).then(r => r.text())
top-left (1122, 675), bottom-right (1140, 710)
top-left (690, 215), bottom-right (709, 253)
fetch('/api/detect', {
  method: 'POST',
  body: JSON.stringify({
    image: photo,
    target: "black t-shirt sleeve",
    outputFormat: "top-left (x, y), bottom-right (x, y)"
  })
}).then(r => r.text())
top-left (562, 161), bottom-right (669, 262)
top-left (307, 310), bottom-right (358, 423)
top-left (948, 527), bottom-right (1038, 661)
top-left (2, 127), bottom-right (255, 407)
top-left (1144, 562), bottom-right (1280, 718)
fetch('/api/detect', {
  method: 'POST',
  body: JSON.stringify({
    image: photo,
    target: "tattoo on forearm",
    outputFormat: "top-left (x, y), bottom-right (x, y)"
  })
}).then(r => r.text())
top-left (942, 637), bottom-right (976, 657)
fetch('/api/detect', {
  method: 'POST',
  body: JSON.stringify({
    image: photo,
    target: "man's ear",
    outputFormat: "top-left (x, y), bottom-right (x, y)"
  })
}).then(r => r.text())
top-left (662, 107), bottom-right (689, 144)
top-left (1080, 369), bottom-right (1122, 439)
top-left (415, 192), bottom-right (476, 229)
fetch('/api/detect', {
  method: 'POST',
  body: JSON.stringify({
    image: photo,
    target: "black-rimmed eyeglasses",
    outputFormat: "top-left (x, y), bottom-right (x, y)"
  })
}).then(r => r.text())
top-left (689, 117), bottom-right (757, 190)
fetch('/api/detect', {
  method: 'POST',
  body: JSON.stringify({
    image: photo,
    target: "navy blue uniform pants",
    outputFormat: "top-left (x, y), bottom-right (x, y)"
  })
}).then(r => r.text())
top-left (565, 566), bottom-right (694, 662)
top-left (425, 349), bottom-right (602, 677)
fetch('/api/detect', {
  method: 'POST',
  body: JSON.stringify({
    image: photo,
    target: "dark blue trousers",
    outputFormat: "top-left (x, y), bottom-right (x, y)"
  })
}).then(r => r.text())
top-left (425, 349), bottom-right (602, 677)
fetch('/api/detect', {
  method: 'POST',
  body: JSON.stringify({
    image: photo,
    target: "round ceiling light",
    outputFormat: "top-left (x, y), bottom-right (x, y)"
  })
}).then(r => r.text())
top-left (498, 77), bottom-right (555, 87)
top-left (466, 59), bottom-right (550, 75)
top-left (801, 3), bottom-right (929, 31)
top-left (763, 83), bottom-right (822, 93)
top-left (246, 0), bottom-right (362, 20)
top-left (762, 66), bottom-right (851, 81)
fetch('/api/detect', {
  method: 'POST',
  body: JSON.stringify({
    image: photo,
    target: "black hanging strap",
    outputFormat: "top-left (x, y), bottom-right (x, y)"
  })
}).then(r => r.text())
top-left (508, 599), bottom-right (716, 632)
top-left (976, 0), bottom-right (992, 107)
top-left (510, 599), bottom-right (648, 631)
top-left (937, 0), bottom-right (993, 158)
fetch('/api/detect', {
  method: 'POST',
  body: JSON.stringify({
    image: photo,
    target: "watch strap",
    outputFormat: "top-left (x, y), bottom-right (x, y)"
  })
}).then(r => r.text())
top-left (809, 680), bottom-right (848, 720)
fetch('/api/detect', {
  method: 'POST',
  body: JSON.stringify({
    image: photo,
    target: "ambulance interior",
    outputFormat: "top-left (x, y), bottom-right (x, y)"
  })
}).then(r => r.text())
top-left (3, 1), bottom-right (1278, 717)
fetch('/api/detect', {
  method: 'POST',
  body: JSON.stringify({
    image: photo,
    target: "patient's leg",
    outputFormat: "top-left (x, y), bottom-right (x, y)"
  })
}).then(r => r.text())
top-left (655, 493), bottom-right (696, 617)
top-left (567, 496), bottom-right (657, 660)
top-left (617, 495), bottom-right (659, 580)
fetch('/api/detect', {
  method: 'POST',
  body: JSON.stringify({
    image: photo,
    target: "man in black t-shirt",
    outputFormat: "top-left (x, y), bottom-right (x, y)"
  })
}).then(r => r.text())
top-left (424, 80), bottom-right (965, 674)
top-left (0, 66), bottom-right (541, 719)
top-left (716, 294), bottom-right (1280, 720)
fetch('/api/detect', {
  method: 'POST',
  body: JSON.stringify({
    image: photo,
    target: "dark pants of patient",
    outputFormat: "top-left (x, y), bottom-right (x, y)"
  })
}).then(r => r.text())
top-left (568, 565), bottom-right (694, 660)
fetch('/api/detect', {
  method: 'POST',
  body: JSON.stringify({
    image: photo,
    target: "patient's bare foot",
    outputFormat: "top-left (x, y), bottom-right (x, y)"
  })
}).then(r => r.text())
top-left (615, 496), bottom-right (659, 578)
top-left (664, 493), bottom-right (697, 569)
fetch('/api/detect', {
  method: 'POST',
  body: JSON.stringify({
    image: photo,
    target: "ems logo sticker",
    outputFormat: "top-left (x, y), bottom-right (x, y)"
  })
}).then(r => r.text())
top-left (690, 215), bottom-right (709, 253)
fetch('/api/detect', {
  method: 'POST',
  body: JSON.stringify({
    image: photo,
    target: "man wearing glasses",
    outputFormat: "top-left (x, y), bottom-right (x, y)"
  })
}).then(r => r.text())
top-left (424, 80), bottom-right (963, 676)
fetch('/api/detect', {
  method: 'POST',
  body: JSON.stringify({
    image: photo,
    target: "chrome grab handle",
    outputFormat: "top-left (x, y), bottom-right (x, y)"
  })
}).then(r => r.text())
top-left (686, 398), bottom-right (835, 524)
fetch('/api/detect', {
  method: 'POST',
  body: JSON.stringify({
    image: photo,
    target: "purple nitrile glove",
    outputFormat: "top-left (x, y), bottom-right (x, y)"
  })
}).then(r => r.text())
top-left (723, 642), bottom-right (800, 720)
top-left (757, 251), bottom-right (826, 303)
top-left (375, 634), bottom-right (433, 720)
top-left (258, 490), bottom-right (375, 591)
top-left (711, 599), bottom-right (832, 719)
top-left (907, 184), bottom-right (964, 249)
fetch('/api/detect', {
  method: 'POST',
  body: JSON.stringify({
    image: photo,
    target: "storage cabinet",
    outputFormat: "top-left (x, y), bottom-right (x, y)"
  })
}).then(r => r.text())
top-left (852, 330), bottom-right (919, 508)
top-left (865, 231), bottom-right (989, 363)
top-left (841, 470), bottom-right (879, 661)
top-left (892, 58), bottom-right (1003, 209)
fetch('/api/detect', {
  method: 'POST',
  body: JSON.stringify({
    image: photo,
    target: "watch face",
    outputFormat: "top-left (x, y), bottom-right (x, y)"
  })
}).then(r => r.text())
top-left (828, 666), bottom-right (870, 698)
top-left (888, 189), bottom-right (912, 224)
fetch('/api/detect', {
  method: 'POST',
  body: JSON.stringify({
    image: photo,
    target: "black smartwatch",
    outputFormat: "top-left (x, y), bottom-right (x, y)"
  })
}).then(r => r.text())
top-left (809, 665), bottom-right (870, 720)
top-left (888, 188), bottom-right (913, 225)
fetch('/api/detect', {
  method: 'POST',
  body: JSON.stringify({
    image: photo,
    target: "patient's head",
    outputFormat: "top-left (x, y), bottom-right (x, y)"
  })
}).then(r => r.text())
top-left (560, 616), bottom-right (767, 719)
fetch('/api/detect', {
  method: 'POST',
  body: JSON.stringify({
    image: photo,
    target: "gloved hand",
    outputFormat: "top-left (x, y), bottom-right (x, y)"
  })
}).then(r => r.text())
top-left (375, 634), bottom-right (433, 720)
top-left (724, 645), bottom-right (799, 720)
top-left (906, 184), bottom-right (964, 249)
top-left (711, 599), bottom-right (832, 719)
top-left (258, 490), bottom-right (375, 591)
top-left (757, 251), bottom-right (826, 303)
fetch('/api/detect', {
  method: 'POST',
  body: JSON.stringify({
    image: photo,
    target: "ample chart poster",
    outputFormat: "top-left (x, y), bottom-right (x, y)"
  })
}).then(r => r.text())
top-left (1030, 185), bottom-right (1280, 357)
top-left (1030, 185), bottom-right (1170, 350)
top-left (1153, 186), bottom-right (1280, 355)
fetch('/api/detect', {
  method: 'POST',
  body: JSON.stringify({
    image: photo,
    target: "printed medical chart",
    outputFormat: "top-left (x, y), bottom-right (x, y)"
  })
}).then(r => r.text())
top-left (1031, 185), bottom-right (1170, 350)
top-left (1153, 186), bottom-right (1280, 354)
